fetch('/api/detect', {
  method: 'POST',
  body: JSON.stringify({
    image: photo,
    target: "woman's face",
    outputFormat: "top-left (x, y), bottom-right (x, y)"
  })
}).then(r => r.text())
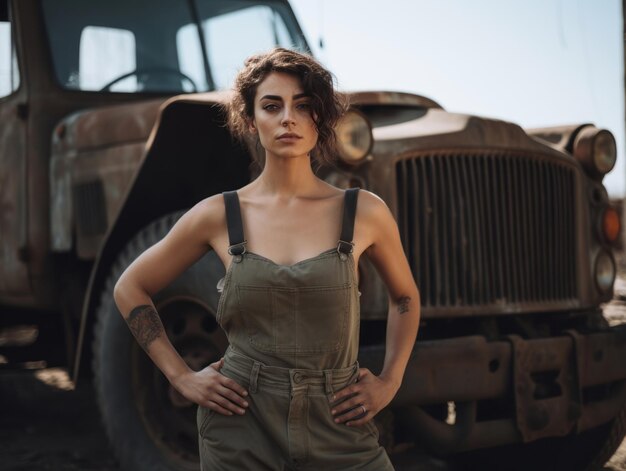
top-left (249, 72), bottom-right (318, 161)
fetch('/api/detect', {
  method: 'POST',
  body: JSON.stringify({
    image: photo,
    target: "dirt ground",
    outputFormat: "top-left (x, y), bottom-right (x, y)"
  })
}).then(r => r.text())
top-left (2, 275), bottom-right (626, 471)
top-left (0, 371), bottom-right (118, 471)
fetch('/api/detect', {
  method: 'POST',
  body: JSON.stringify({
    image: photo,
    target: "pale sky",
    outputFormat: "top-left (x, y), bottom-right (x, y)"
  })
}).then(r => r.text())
top-left (290, 0), bottom-right (625, 197)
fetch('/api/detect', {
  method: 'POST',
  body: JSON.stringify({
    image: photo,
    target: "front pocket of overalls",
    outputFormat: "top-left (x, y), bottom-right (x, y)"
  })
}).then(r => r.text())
top-left (364, 418), bottom-right (380, 440)
top-left (197, 405), bottom-right (217, 438)
top-left (237, 284), bottom-right (351, 355)
top-left (329, 368), bottom-right (380, 441)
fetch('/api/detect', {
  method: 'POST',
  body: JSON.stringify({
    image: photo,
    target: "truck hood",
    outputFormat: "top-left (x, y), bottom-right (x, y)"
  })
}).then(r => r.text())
top-left (52, 89), bottom-right (563, 161)
top-left (52, 90), bottom-right (442, 152)
top-left (357, 106), bottom-right (571, 162)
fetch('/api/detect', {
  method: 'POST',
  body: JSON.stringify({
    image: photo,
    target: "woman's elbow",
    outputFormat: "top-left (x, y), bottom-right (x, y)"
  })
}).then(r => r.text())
top-left (112, 279), bottom-right (124, 314)
top-left (113, 273), bottom-right (135, 317)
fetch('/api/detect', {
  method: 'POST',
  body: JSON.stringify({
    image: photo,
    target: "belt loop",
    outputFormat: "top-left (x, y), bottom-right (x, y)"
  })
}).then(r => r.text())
top-left (323, 370), bottom-right (333, 395)
top-left (249, 361), bottom-right (261, 394)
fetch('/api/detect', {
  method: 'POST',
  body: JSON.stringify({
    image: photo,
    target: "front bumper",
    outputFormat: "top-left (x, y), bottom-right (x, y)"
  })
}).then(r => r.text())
top-left (359, 325), bottom-right (626, 453)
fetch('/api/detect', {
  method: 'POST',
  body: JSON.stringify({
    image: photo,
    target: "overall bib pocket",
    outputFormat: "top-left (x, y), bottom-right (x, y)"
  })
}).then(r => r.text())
top-left (237, 283), bottom-right (351, 355)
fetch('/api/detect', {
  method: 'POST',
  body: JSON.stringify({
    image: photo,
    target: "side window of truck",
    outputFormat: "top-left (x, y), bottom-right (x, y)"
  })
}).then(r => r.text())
top-left (0, 0), bottom-right (19, 98)
top-left (77, 26), bottom-right (136, 92)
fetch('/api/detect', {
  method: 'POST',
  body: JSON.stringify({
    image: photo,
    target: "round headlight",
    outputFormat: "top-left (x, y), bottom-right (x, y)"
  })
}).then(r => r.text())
top-left (593, 130), bottom-right (617, 174)
top-left (594, 250), bottom-right (616, 293)
top-left (573, 126), bottom-right (617, 177)
top-left (336, 109), bottom-right (373, 164)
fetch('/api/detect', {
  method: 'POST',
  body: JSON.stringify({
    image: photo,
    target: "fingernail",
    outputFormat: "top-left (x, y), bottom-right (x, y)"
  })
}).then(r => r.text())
top-left (243, 401), bottom-right (249, 407)
top-left (331, 409), bottom-right (336, 414)
top-left (334, 418), bottom-right (339, 423)
top-left (243, 391), bottom-right (248, 396)
top-left (239, 409), bottom-right (245, 414)
top-left (332, 394), bottom-right (336, 400)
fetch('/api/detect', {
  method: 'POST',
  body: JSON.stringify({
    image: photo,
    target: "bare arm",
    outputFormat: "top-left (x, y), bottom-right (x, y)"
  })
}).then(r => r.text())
top-left (331, 191), bottom-right (421, 425)
top-left (113, 196), bottom-right (248, 415)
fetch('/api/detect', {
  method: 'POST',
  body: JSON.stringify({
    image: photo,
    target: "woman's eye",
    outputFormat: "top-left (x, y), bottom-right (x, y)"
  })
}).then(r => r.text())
top-left (263, 104), bottom-right (279, 111)
top-left (297, 103), bottom-right (311, 110)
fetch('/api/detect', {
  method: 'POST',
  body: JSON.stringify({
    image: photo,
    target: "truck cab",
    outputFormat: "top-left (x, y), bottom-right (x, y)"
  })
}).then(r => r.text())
top-left (1, 1), bottom-right (625, 470)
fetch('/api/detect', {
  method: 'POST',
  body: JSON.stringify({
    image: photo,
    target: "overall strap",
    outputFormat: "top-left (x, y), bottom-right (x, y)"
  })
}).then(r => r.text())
top-left (338, 187), bottom-right (360, 254)
top-left (222, 191), bottom-right (247, 255)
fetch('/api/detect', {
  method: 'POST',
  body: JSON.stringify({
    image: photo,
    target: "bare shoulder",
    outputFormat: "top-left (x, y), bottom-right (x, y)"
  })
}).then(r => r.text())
top-left (176, 193), bottom-right (227, 248)
top-left (356, 189), bottom-right (393, 224)
top-left (193, 193), bottom-right (227, 227)
top-left (354, 189), bottom-right (398, 251)
top-left (113, 193), bottom-right (229, 299)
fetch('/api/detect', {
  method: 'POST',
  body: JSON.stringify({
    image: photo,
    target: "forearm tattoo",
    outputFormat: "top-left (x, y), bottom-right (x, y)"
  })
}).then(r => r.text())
top-left (125, 305), bottom-right (164, 352)
top-left (396, 296), bottom-right (411, 315)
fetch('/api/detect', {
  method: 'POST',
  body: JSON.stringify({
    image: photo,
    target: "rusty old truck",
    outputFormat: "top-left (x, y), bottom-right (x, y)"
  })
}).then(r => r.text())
top-left (2, 0), bottom-right (625, 470)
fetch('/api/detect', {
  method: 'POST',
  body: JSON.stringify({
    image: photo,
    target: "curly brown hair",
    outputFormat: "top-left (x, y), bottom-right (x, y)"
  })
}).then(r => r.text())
top-left (226, 47), bottom-right (347, 171)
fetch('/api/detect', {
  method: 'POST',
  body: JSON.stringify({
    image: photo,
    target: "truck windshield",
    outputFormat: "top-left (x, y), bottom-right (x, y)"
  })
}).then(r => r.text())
top-left (40, 0), bottom-right (307, 93)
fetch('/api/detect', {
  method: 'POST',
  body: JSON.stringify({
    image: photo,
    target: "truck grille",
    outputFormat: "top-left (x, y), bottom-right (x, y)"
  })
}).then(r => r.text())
top-left (73, 180), bottom-right (108, 237)
top-left (395, 151), bottom-right (578, 308)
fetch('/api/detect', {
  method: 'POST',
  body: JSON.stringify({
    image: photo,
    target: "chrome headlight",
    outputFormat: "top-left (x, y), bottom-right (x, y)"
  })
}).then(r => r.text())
top-left (336, 109), bottom-right (373, 165)
top-left (593, 130), bottom-right (617, 174)
top-left (594, 249), bottom-right (616, 293)
top-left (573, 126), bottom-right (617, 177)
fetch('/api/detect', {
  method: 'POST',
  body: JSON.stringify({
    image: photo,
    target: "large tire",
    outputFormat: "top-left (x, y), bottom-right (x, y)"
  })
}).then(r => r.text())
top-left (582, 403), bottom-right (626, 471)
top-left (92, 211), bottom-right (228, 471)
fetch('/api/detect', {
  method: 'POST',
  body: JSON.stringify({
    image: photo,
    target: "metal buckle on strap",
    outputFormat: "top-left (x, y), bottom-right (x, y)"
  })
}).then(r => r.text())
top-left (336, 240), bottom-right (355, 254)
top-left (227, 240), bottom-right (247, 256)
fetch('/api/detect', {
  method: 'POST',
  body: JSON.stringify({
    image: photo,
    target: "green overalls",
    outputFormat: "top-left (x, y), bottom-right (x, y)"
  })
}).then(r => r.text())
top-left (197, 188), bottom-right (394, 470)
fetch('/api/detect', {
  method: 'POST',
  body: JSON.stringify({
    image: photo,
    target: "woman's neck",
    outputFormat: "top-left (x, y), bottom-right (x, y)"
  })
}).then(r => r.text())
top-left (253, 153), bottom-right (320, 199)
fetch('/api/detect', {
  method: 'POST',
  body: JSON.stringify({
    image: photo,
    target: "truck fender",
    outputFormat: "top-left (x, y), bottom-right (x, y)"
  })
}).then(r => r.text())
top-left (71, 95), bottom-right (251, 381)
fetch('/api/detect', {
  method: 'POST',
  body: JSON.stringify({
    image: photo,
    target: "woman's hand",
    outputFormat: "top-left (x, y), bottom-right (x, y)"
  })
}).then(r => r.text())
top-left (330, 368), bottom-right (399, 426)
top-left (170, 358), bottom-right (249, 416)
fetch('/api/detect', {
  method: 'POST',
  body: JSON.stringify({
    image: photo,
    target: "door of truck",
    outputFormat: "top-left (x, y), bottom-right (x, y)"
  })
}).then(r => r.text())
top-left (0, 0), bottom-right (30, 296)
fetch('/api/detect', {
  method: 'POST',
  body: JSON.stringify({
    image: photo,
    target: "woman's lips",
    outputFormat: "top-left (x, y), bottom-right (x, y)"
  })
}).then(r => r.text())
top-left (277, 134), bottom-right (302, 143)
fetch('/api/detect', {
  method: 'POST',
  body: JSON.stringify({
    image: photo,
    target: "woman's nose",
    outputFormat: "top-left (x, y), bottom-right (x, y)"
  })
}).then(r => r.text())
top-left (281, 107), bottom-right (296, 126)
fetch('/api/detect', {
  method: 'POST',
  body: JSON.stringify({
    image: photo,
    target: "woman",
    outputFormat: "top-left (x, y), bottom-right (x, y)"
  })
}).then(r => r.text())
top-left (113, 47), bottom-right (420, 470)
